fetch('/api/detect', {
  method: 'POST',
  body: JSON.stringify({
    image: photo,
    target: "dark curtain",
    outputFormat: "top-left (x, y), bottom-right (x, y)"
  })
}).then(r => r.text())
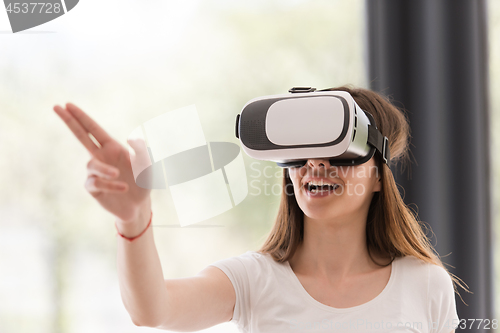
top-left (366, 0), bottom-right (493, 328)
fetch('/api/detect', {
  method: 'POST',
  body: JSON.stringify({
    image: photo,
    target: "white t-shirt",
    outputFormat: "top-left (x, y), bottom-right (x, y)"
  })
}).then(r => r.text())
top-left (209, 251), bottom-right (460, 333)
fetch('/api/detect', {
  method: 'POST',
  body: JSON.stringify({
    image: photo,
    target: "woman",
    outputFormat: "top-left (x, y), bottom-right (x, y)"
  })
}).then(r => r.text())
top-left (53, 86), bottom-right (468, 333)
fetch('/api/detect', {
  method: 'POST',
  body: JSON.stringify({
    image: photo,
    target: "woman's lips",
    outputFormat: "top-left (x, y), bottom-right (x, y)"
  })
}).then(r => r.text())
top-left (304, 182), bottom-right (340, 198)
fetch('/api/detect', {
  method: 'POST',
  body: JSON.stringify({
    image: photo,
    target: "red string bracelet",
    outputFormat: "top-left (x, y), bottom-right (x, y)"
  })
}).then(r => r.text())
top-left (115, 211), bottom-right (153, 242)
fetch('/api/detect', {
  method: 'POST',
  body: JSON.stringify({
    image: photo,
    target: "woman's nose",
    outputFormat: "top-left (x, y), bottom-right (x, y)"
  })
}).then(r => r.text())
top-left (307, 158), bottom-right (331, 169)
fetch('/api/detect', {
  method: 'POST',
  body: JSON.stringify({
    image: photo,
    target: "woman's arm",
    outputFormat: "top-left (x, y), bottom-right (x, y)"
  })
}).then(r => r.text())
top-left (53, 103), bottom-right (236, 330)
top-left (117, 204), bottom-right (236, 329)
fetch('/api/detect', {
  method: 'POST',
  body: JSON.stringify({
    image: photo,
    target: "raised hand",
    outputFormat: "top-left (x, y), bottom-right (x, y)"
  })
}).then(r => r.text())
top-left (53, 103), bottom-right (151, 224)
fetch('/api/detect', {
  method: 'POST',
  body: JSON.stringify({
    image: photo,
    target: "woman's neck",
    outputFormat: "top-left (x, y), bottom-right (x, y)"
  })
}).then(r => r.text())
top-left (288, 213), bottom-right (390, 285)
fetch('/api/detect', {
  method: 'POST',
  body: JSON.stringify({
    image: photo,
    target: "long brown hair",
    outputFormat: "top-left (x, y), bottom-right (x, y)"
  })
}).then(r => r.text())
top-left (256, 85), bottom-right (470, 303)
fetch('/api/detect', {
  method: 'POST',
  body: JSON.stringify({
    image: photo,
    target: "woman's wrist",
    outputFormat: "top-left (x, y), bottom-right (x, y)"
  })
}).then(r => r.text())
top-left (115, 202), bottom-right (152, 239)
top-left (116, 211), bottom-right (152, 241)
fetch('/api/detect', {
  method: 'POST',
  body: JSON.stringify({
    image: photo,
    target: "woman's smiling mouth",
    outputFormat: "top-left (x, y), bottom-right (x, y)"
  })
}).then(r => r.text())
top-left (303, 180), bottom-right (341, 198)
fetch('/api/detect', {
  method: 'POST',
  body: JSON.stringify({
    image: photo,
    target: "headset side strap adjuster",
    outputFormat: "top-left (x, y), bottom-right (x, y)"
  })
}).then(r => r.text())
top-left (367, 124), bottom-right (391, 166)
top-left (382, 136), bottom-right (389, 165)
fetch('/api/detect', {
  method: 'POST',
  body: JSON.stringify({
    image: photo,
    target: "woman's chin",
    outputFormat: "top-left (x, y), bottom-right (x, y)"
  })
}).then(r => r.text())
top-left (302, 207), bottom-right (338, 221)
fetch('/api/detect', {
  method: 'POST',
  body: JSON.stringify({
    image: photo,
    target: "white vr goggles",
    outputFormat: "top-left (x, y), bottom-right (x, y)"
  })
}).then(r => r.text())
top-left (235, 87), bottom-right (390, 168)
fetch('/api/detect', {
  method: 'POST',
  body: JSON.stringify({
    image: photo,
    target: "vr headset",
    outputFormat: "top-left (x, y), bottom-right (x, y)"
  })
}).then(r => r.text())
top-left (235, 87), bottom-right (390, 168)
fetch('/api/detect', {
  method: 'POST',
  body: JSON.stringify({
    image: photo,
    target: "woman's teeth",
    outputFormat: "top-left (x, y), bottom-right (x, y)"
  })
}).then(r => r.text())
top-left (307, 182), bottom-right (339, 193)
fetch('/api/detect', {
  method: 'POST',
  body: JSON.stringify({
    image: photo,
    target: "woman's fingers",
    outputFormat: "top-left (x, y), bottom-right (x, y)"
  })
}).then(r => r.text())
top-left (65, 103), bottom-right (113, 147)
top-left (85, 175), bottom-right (129, 195)
top-left (87, 158), bottom-right (120, 179)
top-left (53, 105), bottom-right (101, 155)
top-left (53, 102), bottom-right (116, 158)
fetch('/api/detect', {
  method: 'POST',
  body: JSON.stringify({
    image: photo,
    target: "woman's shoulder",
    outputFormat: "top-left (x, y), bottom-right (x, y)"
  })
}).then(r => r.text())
top-left (402, 256), bottom-right (459, 324)
top-left (235, 250), bottom-right (284, 270)
top-left (396, 255), bottom-right (454, 289)
top-left (208, 250), bottom-right (277, 273)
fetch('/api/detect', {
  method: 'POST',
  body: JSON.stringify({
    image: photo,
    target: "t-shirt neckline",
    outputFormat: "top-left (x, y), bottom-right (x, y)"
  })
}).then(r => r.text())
top-left (284, 256), bottom-right (398, 313)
